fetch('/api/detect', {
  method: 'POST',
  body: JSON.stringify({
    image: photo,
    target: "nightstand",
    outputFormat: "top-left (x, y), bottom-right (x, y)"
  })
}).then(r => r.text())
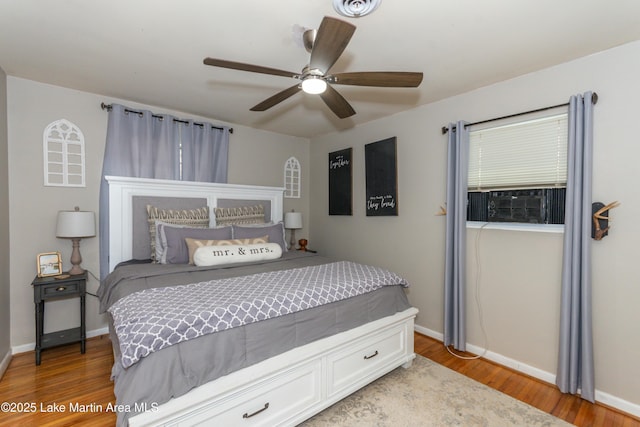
top-left (32, 272), bottom-right (87, 365)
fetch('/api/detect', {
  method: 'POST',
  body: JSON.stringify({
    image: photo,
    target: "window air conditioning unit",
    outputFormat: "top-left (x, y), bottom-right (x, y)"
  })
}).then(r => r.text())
top-left (467, 188), bottom-right (565, 224)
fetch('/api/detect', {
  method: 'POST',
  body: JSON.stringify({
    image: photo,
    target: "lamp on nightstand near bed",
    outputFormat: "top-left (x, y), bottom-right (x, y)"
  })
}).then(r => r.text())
top-left (56, 207), bottom-right (96, 275)
top-left (284, 210), bottom-right (302, 250)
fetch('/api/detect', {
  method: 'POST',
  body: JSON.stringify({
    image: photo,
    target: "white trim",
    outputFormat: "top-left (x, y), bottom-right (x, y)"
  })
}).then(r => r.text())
top-left (414, 324), bottom-right (443, 341)
top-left (414, 323), bottom-right (640, 419)
top-left (467, 221), bottom-right (564, 234)
top-left (10, 326), bottom-right (109, 355)
top-left (596, 390), bottom-right (640, 419)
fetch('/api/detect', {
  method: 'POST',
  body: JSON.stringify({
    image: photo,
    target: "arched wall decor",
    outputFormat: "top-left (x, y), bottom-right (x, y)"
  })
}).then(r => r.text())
top-left (43, 119), bottom-right (86, 187)
top-left (284, 156), bottom-right (301, 198)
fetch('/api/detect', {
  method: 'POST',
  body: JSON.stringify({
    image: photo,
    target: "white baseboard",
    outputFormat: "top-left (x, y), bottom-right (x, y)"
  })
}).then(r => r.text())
top-left (0, 348), bottom-right (11, 379)
top-left (11, 326), bottom-right (109, 355)
top-left (414, 323), bottom-right (640, 419)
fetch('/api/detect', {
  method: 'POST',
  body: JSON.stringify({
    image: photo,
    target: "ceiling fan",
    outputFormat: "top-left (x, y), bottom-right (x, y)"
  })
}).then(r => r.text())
top-left (203, 16), bottom-right (423, 119)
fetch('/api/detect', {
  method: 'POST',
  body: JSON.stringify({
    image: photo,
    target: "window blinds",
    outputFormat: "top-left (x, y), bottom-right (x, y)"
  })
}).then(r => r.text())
top-left (468, 113), bottom-right (568, 190)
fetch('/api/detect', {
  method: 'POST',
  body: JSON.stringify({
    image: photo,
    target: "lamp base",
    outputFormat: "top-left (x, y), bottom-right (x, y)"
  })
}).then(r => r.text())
top-left (68, 238), bottom-right (85, 275)
top-left (68, 264), bottom-right (86, 275)
top-left (289, 229), bottom-right (297, 250)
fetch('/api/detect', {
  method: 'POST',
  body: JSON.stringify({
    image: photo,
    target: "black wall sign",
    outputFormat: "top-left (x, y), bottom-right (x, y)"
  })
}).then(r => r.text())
top-left (328, 148), bottom-right (352, 215)
top-left (365, 137), bottom-right (398, 216)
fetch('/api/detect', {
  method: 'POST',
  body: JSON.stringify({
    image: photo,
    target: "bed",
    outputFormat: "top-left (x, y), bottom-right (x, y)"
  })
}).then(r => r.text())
top-left (100, 175), bottom-right (418, 426)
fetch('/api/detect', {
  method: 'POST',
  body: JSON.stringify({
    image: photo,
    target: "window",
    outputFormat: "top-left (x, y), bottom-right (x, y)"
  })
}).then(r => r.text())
top-left (43, 119), bottom-right (85, 187)
top-left (284, 157), bottom-right (301, 198)
top-left (467, 111), bottom-right (568, 224)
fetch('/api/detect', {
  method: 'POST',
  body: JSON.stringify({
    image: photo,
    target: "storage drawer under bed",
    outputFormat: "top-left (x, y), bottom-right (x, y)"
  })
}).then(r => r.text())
top-left (326, 322), bottom-right (408, 397)
top-left (162, 359), bottom-right (322, 426)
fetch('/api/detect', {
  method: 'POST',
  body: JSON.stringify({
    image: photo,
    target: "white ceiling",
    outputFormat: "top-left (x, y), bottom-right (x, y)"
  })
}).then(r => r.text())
top-left (2, 1), bottom-right (640, 138)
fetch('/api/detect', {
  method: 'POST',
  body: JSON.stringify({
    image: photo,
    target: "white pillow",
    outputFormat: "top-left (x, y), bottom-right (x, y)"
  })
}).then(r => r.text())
top-left (193, 243), bottom-right (282, 267)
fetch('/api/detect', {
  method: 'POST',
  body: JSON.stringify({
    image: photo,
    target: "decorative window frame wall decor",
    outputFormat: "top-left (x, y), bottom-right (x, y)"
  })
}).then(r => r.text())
top-left (284, 156), bottom-right (301, 198)
top-left (43, 119), bottom-right (86, 187)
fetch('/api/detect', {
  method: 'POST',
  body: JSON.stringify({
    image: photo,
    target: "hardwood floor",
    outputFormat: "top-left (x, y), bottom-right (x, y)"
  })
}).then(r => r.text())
top-left (0, 333), bottom-right (638, 426)
top-left (0, 335), bottom-right (116, 426)
top-left (414, 333), bottom-right (640, 427)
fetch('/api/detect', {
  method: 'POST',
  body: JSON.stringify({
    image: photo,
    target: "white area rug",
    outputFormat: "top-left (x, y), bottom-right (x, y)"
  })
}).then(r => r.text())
top-left (301, 355), bottom-right (573, 426)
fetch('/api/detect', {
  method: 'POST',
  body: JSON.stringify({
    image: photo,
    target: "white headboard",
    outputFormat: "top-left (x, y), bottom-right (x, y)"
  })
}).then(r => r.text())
top-left (106, 176), bottom-right (284, 272)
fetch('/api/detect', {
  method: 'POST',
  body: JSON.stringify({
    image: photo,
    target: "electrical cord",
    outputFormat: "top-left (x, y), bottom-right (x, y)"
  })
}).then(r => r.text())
top-left (445, 222), bottom-right (489, 360)
top-left (83, 269), bottom-right (101, 298)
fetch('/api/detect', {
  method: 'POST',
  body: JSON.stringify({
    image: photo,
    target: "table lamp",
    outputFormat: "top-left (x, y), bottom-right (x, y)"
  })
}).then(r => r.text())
top-left (56, 207), bottom-right (96, 275)
top-left (284, 210), bottom-right (303, 250)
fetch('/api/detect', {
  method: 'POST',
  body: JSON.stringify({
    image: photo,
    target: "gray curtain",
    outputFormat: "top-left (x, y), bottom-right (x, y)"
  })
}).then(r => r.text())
top-left (180, 120), bottom-right (230, 182)
top-left (444, 121), bottom-right (470, 351)
top-left (98, 104), bottom-right (229, 279)
top-left (556, 92), bottom-right (596, 402)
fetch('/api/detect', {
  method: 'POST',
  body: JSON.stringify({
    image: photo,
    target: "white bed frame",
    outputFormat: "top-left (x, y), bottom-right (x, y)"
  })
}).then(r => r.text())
top-left (106, 176), bottom-right (418, 426)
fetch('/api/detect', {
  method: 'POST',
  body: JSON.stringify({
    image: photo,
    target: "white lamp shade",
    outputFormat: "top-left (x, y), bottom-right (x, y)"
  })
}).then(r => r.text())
top-left (284, 212), bottom-right (303, 229)
top-left (56, 210), bottom-right (96, 238)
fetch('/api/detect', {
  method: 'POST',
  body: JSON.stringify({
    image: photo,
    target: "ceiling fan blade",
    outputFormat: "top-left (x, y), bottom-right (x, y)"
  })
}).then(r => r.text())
top-left (319, 84), bottom-right (356, 119)
top-left (250, 84), bottom-right (302, 111)
top-left (309, 17), bottom-right (356, 74)
top-left (203, 57), bottom-right (297, 79)
top-left (331, 71), bottom-right (424, 87)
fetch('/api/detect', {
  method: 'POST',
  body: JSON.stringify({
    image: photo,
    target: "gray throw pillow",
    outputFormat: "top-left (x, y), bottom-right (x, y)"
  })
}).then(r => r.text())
top-left (232, 222), bottom-right (287, 253)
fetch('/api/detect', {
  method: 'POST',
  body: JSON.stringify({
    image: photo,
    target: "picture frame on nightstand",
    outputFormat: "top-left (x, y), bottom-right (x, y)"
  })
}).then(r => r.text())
top-left (36, 252), bottom-right (62, 277)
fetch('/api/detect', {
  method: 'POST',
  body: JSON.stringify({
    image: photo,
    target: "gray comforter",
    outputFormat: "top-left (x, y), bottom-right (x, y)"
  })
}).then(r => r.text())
top-left (98, 251), bottom-right (412, 425)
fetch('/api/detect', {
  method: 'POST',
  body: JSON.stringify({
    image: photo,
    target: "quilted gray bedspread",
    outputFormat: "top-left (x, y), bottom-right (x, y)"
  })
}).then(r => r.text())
top-left (99, 252), bottom-right (413, 426)
top-left (109, 260), bottom-right (409, 368)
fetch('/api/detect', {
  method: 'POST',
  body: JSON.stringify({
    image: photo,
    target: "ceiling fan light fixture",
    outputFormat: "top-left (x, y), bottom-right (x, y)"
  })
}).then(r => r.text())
top-left (333, 0), bottom-right (381, 17)
top-left (301, 76), bottom-right (327, 94)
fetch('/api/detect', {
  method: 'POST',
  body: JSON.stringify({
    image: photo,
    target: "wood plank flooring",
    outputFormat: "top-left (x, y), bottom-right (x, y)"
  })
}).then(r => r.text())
top-left (0, 333), bottom-right (638, 426)
top-left (414, 333), bottom-right (640, 427)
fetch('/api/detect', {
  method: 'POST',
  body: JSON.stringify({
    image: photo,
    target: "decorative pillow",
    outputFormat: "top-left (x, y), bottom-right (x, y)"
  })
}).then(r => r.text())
top-left (232, 222), bottom-right (288, 252)
top-left (154, 221), bottom-right (189, 262)
top-left (147, 205), bottom-right (209, 262)
top-left (192, 243), bottom-right (282, 267)
top-left (184, 236), bottom-right (269, 265)
top-left (162, 226), bottom-right (233, 264)
top-left (214, 204), bottom-right (266, 226)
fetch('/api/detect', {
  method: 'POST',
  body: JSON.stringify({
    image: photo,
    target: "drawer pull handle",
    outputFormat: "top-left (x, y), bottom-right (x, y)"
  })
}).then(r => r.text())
top-left (56, 286), bottom-right (66, 292)
top-left (364, 350), bottom-right (379, 360)
top-left (243, 402), bottom-right (269, 419)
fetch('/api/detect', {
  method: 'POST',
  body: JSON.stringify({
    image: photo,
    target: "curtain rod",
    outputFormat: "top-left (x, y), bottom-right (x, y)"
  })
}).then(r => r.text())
top-left (100, 103), bottom-right (233, 134)
top-left (441, 92), bottom-right (598, 135)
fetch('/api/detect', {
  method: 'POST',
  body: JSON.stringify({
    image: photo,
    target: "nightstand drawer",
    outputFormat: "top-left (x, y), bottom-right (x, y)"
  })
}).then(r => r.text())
top-left (40, 281), bottom-right (80, 298)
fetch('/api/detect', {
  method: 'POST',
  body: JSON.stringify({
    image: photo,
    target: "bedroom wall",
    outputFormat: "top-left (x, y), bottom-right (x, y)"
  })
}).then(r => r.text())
top-left (309, 40), bottom-right (640, 414)
top-left (6, 77), bottom-right (310, 351)
top-left (0, 67), bottom-right (11, 377)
